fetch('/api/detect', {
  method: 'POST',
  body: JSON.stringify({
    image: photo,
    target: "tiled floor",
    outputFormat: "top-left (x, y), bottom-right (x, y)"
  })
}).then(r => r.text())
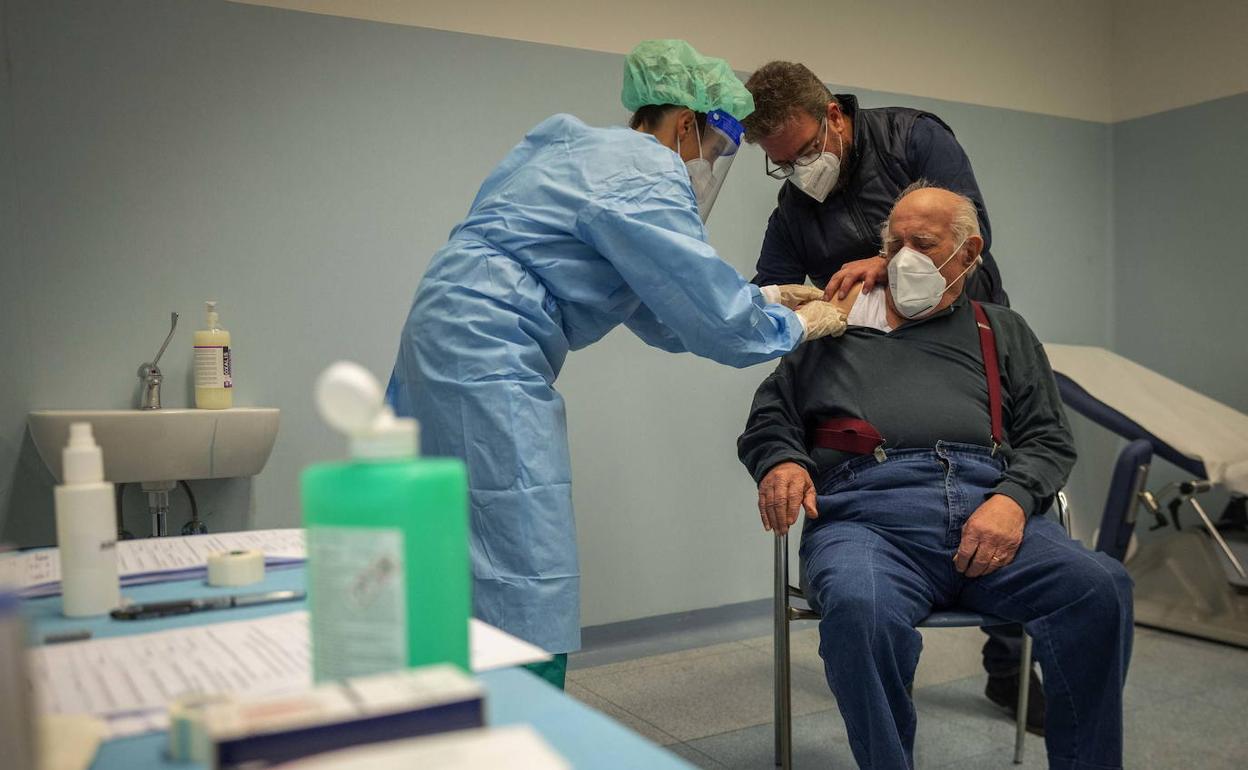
top-left (568, 620), bottom-right (1248, 768)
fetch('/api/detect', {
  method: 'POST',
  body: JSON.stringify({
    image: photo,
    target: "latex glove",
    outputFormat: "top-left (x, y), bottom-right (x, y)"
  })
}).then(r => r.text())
top-left (757, 461), bottom-right (818, 536)
top-left (824, 255), bottom-right (888, 300)
top-left (795, 300), bottom-right (847, 341)
top-left (761, 284), bottom-right (824, 310)
top-left (954, 494), bottom-right (1026, 577)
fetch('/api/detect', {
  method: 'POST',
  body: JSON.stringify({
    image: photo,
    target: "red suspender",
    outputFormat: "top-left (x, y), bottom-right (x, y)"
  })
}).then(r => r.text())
top-left (971, 300), bottom-right (1003, 451)
top-left (811, 301), bottom-right (1005, 457)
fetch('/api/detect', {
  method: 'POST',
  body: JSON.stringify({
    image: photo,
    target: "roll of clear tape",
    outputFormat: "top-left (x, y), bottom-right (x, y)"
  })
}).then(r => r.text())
top-left (206, 549), bottom-right (264, 587)
top-left (168, 693), bottom-right (233, 763)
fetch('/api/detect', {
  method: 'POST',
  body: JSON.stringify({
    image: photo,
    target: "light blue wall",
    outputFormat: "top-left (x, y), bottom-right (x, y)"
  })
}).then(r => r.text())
top-left (1, 0), bottom-right (1114, 625)
top-left (1108, 92), bottom-right (1248, 522)
top-left (0, 0), bottom-right (41, 544)
top-left (1113, 93), bottom-right (1248, 413)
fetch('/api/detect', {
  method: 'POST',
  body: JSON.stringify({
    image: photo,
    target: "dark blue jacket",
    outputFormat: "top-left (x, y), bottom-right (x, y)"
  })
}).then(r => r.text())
top-left (753, 95), bottom-right (1008, 306)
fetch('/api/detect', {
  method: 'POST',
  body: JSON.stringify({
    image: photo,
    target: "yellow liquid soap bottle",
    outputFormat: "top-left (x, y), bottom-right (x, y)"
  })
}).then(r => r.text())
top-left (194, 301), bottom-right (233, 409)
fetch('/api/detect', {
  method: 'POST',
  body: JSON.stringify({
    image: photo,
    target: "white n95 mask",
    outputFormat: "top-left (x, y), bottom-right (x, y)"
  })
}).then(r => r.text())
top-left (789, 127), bottom-right (843, 204)
top-left (886, 239), bottom-right (980, 319)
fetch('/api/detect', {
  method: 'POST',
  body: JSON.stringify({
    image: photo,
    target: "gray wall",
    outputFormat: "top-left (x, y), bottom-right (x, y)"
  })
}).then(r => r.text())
top-left (1, 0), bottom-right (1114, 626)
top-left (1112, 92), bottom-right (1248, 414)
top-left (1108, 92), bottom-right (1248, 522)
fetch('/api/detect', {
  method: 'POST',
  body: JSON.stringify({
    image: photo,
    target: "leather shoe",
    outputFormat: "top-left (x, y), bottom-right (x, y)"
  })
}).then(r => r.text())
top-left (985, 668), bottom-right (1045, 736)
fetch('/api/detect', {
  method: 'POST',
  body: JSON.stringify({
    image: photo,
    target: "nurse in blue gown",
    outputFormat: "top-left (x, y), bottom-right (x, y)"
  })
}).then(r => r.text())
top-left (388, 40), bottom-right (844, 687)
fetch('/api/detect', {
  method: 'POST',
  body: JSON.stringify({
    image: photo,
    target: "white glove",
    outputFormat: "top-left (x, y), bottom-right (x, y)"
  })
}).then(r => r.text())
top-left (795, 301), bottom-right (847, 341)
top-left (761, 284), bottom-right (824, 310)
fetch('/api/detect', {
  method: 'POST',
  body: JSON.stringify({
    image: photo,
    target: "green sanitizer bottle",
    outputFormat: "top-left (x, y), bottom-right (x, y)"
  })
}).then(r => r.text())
top-left (302, 361), bottom-right (469, 681)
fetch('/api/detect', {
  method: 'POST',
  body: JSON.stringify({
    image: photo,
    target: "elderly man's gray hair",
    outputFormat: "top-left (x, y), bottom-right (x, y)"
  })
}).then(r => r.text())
top-left (878, 179), bottom-right (981, 247)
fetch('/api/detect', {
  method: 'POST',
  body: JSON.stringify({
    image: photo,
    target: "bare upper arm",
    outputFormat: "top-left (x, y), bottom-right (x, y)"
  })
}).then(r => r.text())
top-left (830, 281), bottom-right (864, 316)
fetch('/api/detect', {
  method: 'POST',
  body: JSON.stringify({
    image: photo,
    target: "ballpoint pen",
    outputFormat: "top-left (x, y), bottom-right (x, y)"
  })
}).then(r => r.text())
top-left (109, 589), bottom-right (305, 620)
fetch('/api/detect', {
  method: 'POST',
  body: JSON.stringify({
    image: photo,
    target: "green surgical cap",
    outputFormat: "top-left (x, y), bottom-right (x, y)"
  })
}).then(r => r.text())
top-left (621, 39), bottom-right (755, 121)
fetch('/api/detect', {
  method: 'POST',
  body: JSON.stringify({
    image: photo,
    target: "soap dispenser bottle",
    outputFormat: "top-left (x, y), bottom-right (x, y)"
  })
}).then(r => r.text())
top-left (54, 422), bottom-right (120, 617)
top-left (193, 301), bottom-right (232, 409)
top-left (301, 362), bottom-right (469, 681)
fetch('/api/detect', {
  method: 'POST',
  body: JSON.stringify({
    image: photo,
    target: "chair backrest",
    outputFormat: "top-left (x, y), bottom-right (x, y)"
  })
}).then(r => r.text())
top-left (1093, 439), bottom-right (1153, 561)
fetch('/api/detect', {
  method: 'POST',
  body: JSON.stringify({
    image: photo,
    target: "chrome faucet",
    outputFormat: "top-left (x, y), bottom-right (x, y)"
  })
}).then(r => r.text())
top-left (138, 312), bottom-right (179, 410)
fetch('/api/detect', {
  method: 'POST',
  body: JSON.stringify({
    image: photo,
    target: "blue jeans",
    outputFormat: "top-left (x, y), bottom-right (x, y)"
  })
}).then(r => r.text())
top-left (801, 442), bottom-right (1133, 770)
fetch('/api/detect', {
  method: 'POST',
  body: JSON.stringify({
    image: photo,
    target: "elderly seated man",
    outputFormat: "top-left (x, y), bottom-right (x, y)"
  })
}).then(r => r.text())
top-left (738, 182), bottom-right (1133, 770)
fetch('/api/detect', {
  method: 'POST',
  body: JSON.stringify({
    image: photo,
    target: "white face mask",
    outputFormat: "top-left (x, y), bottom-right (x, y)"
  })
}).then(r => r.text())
top-left (679, 122), bottom-right (716, 223)
top-left (686, 158), bottom-right (714, 209)
top-left (789, 121), bottom-right (843, 204)
top-left (886, 238), bottom-right (981, 319)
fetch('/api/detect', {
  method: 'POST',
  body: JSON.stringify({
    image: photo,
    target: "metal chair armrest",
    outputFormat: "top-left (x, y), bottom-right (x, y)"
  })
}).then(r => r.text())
top-left (1056, 490), bottom-right (1073, 536)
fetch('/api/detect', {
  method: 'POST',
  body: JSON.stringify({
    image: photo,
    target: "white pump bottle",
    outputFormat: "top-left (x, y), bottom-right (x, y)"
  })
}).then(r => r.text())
top-left (54, 423), bottom-right (120, 617)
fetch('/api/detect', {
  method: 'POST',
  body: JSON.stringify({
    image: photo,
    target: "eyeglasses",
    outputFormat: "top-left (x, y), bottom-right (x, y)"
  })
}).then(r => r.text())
top-left (764, 117), bottom-right (828, 179)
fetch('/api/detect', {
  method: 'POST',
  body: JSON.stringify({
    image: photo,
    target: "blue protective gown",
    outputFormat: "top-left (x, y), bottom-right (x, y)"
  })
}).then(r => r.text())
top-left (388, 114), bottom-right (804, 654)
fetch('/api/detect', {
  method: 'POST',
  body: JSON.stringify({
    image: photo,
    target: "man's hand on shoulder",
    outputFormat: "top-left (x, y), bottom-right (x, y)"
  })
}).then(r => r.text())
top-left (758, 461), bottom-right (818, 536)
top-left (825, 256), bottom-right (887, 301)
top-left (955, 494), bottom-right (1026, 577)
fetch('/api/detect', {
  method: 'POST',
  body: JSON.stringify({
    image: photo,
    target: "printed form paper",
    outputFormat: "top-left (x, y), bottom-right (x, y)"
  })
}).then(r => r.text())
top-left (6, 529), bottom-right (306, 597)
top-left (29, 611), bottom-right (312, 721)
top-left (29, 611), bottom-right (549, 738)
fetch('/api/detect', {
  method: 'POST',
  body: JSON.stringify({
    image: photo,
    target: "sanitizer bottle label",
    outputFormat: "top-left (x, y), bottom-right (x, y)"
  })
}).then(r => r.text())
top-left (194, 346), bottom-right (233, 389)
top-left (308, 526), bottom-right (408, 681)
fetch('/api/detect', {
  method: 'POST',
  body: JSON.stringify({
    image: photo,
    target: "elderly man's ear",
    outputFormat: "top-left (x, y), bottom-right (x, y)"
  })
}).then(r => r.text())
top-left (964, 235), bottom-right (985, 265)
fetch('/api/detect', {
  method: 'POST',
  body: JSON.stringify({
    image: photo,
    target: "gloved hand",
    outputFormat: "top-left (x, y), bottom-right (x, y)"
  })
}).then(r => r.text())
top-left (762, 284), bottom-right (824, 310)
top-left (795, 300), bottom-right (847, 341)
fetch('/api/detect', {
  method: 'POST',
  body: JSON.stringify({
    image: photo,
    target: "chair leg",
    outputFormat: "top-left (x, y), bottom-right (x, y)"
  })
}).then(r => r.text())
top-left (1013, 633), bottom-right (1033, 764)
top-left (774, 532), bottom-right (792, 769)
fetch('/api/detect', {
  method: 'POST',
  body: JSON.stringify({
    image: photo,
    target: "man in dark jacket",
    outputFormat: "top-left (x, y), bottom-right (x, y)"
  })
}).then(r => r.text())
top-left (738, 184), bottom-right (1132, 770)
top-left (741, 61), bottom-right (1028, 726)
top-left (743, 61), bottom-right (1007, 305)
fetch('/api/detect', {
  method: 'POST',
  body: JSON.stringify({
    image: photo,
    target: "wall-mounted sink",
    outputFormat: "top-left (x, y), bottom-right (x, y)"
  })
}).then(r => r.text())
top-left (27, 408), bottom-right (280, 484)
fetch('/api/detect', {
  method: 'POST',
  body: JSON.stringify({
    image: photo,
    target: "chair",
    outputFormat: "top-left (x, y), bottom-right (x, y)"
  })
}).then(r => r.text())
top-left (772, 492), bottom-right (1073, 769)
top-left (1089, 439), bottom-right (1153, 562)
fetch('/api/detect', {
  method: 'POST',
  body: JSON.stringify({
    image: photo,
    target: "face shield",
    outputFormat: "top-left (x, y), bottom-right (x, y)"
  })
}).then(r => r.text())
top-left (687, 109), bottom-right (744, 222)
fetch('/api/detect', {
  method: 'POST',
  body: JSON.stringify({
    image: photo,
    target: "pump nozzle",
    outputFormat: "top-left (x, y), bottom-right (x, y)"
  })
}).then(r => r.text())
top-left (68, 422), bottom-right (95, 448)
top-left (62, 421), bottom-right (105, 484)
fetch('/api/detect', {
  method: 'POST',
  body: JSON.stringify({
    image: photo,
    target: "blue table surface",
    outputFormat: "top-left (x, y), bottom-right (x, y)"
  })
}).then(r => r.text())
top-left (24, 567), bottom-right (693, 770)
